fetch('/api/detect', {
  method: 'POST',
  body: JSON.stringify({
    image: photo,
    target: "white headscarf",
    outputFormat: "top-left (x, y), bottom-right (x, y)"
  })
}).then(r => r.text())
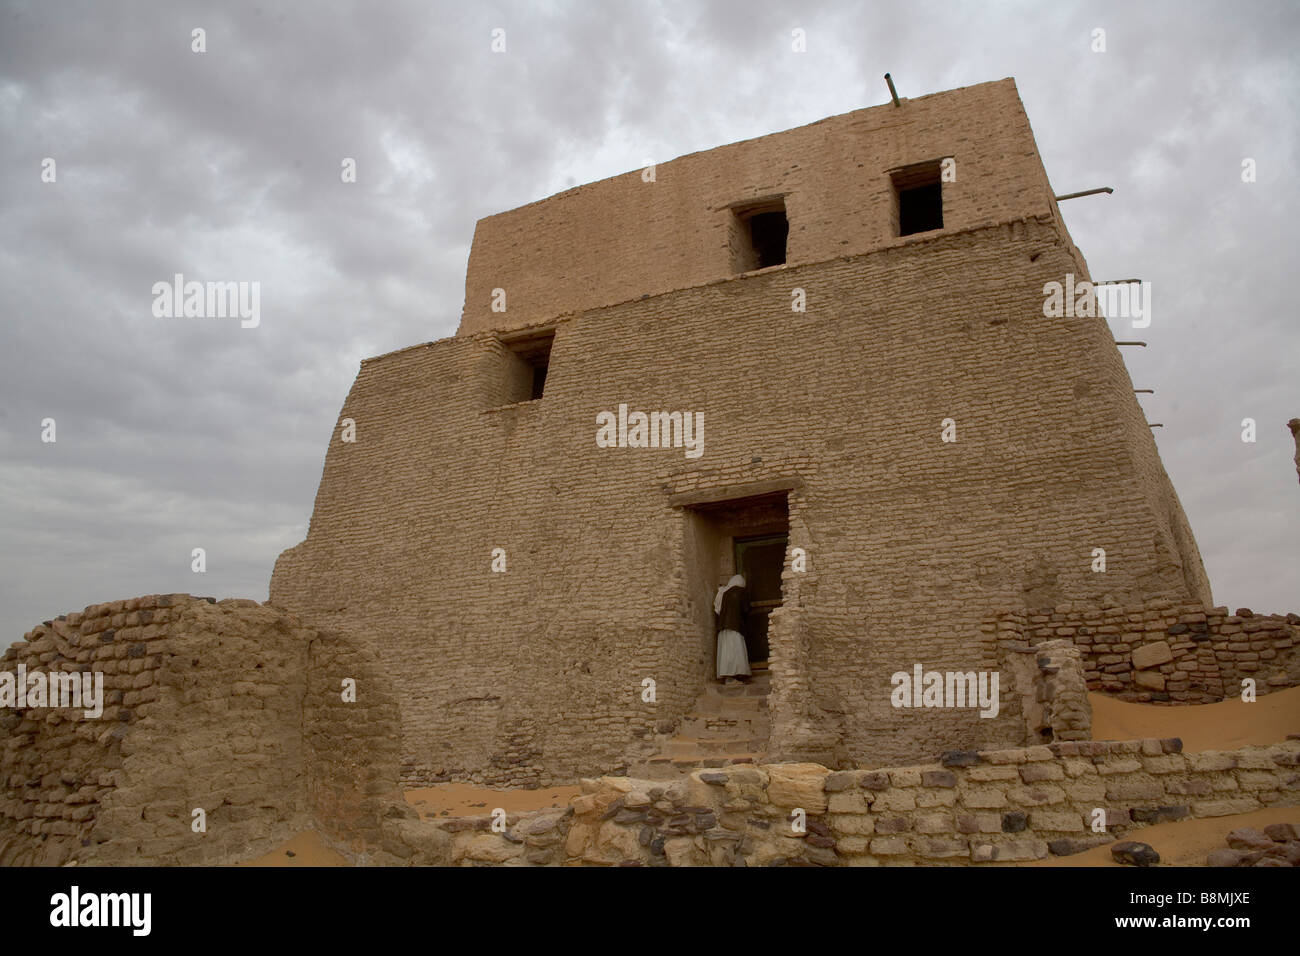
top-left (714, 574), bottom-right (746, 614)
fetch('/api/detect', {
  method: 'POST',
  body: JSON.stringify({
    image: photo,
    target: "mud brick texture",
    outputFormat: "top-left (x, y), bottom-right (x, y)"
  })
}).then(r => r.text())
top-left (271, 78), bottom-right (1210, 783)
top-left (0, 596), bottom-right (400, 866)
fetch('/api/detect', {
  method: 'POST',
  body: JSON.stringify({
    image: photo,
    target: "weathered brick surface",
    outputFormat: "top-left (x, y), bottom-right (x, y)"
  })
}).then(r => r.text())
top-left (1002, 637), bottom-right (1092, 743)
top-left (457, 79), bottom-right (1065, 336)
top-left (271, 79), bottom-right (1211, 783)
top-left (0, 597), bottom-right (399, 865)
top-left (998, 601), bottom-right (1300, 704)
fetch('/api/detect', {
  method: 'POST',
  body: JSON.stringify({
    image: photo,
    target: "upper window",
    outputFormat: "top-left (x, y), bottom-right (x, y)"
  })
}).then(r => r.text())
top-left (891, 161), bottom-right (945, 236)
top-left (500, 328), bottom-right (555, 402)
top-left (731, 198), bottom-right (788, 273)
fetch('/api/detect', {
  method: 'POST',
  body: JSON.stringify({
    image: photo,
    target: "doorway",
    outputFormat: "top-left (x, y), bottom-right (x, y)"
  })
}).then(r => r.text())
top-left (734, 534), bottom-right (787, 666)
top-left (682, 491), bottom-right (789, 675)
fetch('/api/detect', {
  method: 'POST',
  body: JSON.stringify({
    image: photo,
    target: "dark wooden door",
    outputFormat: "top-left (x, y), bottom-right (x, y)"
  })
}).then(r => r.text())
top-left (734, 534), bottom-right (786, 664)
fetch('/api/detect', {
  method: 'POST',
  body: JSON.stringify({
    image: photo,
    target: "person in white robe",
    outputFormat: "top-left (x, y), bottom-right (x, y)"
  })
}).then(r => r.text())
top-left (714, 574), bottom-right (752, 683)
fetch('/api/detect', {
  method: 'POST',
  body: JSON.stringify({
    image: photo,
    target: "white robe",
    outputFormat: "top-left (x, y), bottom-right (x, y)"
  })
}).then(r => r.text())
top-left (714, 575), bottom-right (752, 679)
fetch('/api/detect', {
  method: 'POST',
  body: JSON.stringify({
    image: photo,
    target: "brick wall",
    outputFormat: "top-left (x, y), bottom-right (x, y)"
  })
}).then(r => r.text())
top-left (1001, 638), bottom-right (1093, 744)
top-left (305, 629), bottom-right (404, 857)
top-left (458, 78), bottom-right (1062, 336)
top-left (274, 79), bottom-right (1211, 781)
top-left (996, 601), bottom-right (1300, 703)
top-left (274, 213), bottom-right (1210, 780)
top-left (0, 596), bottom-right (400, 865)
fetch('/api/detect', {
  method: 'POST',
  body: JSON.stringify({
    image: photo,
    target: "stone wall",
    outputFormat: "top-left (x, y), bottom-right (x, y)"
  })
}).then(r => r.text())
top-left (1001, 638), bottom-right (1093, 745)
top-left (385, 739), bottom-right (1300, 866)
top-left (0, 595), bottom-right (400, 866)
top-left (994, 602), bottom-right (1300, 703)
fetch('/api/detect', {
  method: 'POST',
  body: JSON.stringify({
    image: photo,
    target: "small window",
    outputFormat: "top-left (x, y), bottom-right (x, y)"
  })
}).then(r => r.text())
top-left (500, 328), bottom-right (555, 402)
top-left (891, 161), bottom-right (945, 236)
top-left (731, 199), bottom-right (788, 273)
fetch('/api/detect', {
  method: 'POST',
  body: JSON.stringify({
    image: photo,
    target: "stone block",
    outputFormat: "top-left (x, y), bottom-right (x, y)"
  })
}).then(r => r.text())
top-left (766, 764), bottom-right (828, 813)
top-left (1132, 642), bottom-right (1173, 669)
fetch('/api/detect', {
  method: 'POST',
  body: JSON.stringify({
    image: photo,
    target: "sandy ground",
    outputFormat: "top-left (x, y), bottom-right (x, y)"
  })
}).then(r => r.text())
top-left (1028, 806), bottom-right (1300, 867)
top-left (404, 783), bottom-right (581, 820)
top-left (1089, 685), bottom-right (1300, 752)
top-left (241, 830), bottom-right (349, 867)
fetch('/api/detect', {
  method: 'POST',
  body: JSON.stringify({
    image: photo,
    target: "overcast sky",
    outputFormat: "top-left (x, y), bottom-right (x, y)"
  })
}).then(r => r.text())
top-left (1, 0), bottom-right (1296, 640)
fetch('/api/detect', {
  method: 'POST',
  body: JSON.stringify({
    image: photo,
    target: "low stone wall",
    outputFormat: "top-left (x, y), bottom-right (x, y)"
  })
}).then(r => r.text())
top-left (992, 602), bottom-right (1300, 704)
top-left (0, 595), bottom-right (400, 866)
top-left (379, 737), bottom-right (1300, 866)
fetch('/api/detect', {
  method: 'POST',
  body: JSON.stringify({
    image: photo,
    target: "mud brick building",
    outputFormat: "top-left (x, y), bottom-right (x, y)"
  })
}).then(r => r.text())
top-left (270, 78), bottom-right (1211, 786)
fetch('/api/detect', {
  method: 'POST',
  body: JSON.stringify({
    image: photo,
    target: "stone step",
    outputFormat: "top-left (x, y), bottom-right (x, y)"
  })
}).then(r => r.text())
top-left (678, 715), bottom-right (770, 738)
top-left (663, 736), bottom-right (768, 758)
top-left (703, 676), bottom-right (771, 699)
top-left (691, 695), bottom-right (768, 715)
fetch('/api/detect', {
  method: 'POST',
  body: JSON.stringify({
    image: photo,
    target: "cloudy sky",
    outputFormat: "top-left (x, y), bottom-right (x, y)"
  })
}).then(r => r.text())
top-left (1, 0), bottom-right (1296, 639)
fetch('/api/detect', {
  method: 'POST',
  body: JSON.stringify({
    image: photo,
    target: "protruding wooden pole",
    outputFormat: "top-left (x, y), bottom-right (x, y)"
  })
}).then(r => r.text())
top-left (1055, 187), bottom-right (1114, 201)
top-left (884, 73), bottom-right (900, 107)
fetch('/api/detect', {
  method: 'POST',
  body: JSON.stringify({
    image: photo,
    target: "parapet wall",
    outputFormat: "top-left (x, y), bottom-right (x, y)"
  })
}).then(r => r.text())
top-left (0, 595), bottom-right (401, 866)
top-left (994, 602), bottom-right (1300, 704)
top-left (382, 738), bottom-right (1300, 866)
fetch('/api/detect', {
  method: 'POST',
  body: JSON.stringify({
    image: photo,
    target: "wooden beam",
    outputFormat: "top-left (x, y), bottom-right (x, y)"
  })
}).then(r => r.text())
top-left (1055, 187), bottom-right (1114, 201)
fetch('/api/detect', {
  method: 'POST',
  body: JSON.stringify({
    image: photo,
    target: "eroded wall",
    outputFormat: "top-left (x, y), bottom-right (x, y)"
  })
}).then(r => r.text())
top-left (0, 595), bottom-right (399, 866)
top-left (997, 601), bottom-right (1300, 703)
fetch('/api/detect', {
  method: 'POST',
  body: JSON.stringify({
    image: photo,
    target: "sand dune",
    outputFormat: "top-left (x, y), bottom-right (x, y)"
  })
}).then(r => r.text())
top-left (1089, 685), bottom-right (1300, 752)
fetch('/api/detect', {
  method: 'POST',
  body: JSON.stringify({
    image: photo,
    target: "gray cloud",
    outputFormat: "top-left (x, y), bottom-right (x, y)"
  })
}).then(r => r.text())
top-left (1, 0), bottom-right (1296, 639)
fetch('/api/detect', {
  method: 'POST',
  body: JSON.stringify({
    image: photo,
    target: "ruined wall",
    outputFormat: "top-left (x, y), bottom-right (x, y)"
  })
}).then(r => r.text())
top-left (274, 209), bottom-right (1209, 780)
top-left (458, 78), bottom-right (1060, 335)
top-left (0, 595), bottom-right (400, 866)
top-left (996, 601), bottom-right (1300, 704)
top-left (305, 629), bottom-right (405, 857)
top-left (381, 738), bottom-right (1300, 866)
top-left (1001, 638), bottom-right (1093, 745)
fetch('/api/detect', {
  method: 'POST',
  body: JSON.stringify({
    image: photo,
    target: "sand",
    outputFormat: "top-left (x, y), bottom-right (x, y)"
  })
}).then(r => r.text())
top-left (240, 829), bottom-right (349, 867)
top-left (404, 782), bottom-right (581, 820)
top-left (1089, 685), bottom-right (1300, 752)
top-left (237, 784), bottom-right (581, 865)
top-left (1028, 806), bottom-right (1300, 867)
